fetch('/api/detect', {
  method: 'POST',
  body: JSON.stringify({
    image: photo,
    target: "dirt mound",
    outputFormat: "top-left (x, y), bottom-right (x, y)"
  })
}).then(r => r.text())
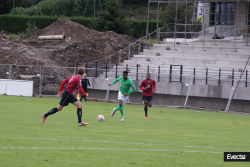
top-left (0, 18), bottom-right (145, 94)
top-left (27, 18), bottom-right (143, 67)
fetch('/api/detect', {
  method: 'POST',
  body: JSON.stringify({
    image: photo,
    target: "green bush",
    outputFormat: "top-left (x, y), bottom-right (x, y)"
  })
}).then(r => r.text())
top-left (0, 0), bottom-right (33, 15)
top-left (20, 21), bottom-right (38, 39)
top-left (10, 0), bottom-right (103, 17)
top-left (95, 0), bottom-right (133, 36)
top-left (0, 14), bottom-right (160, 38)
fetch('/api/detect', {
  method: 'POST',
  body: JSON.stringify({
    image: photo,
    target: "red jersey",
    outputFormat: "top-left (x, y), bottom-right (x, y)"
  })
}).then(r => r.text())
top-left (140, 79), bottom-right (156, 96)
top-left (64, 75), bottom-right (82, 95)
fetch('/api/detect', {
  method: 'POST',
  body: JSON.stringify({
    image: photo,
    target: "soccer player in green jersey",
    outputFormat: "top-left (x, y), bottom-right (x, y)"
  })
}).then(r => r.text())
top-left (108, 71), bottom-right (136, 121)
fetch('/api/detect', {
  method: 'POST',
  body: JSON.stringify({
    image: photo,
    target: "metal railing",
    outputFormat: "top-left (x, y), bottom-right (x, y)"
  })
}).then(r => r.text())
top-left (78, 25), bottom-right (167, 69)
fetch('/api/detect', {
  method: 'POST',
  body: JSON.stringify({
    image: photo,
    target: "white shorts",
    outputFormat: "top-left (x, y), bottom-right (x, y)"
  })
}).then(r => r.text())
top-left (118, 91), bottom-right (129, 105)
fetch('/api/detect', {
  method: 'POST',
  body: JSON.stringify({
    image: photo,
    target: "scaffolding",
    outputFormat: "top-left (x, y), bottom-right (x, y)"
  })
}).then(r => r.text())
top-left (146, 0), bottom-right (250, 51)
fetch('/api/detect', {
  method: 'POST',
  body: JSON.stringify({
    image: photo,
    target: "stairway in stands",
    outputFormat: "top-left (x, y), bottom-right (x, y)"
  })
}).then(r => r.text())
top-left (102, 38), bottom-right (250, 86)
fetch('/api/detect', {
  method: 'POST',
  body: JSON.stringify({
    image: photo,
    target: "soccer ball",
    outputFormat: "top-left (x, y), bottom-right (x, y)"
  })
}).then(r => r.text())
top-left (97, 115), bottom-right (104, 122)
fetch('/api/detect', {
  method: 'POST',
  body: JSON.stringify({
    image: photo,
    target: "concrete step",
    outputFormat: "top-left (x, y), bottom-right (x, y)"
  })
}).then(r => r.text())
top-left (140, 51), bottom-right (250, 60)
top-left (132, 55), bottom-right (249, 63)
top-left (162, 40), bottom-right (249, 46)
top-left (150, 44), bottom-right (250, 54)
top-left (122, 59), bottom-right (250, 68)
top-left (117, 63), bottom-right (249, 72)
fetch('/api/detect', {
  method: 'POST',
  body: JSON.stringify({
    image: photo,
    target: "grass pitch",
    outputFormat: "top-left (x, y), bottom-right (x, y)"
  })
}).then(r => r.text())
top-left (0, 95), bottom-right (249, 167)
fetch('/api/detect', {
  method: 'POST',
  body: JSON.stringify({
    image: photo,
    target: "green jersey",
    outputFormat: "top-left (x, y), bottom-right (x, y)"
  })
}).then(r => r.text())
top-left (111, 76), bottom-right (136, 95)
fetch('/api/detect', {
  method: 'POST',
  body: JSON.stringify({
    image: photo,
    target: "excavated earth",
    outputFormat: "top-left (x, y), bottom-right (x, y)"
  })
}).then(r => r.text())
top-left (0, 18), bottom-right (144, 95)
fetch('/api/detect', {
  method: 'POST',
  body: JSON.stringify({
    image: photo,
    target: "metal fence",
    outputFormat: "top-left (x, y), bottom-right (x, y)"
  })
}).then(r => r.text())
top-left (1, 63), bottom-right (249, 112)
top-left (1, 63), bottom-right (250, 97)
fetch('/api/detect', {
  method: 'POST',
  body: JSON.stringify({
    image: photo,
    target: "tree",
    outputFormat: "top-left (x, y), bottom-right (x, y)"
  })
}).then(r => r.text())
top-left (95, 0), bottom-right (133, 35)
top-left (159, 3), bottom-right (201, 38)
top-left (0, 0), bottom-right (33, 15)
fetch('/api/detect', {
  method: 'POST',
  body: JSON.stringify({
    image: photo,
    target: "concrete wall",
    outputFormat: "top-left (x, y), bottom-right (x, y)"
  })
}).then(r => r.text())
top-left (0, 79), bottom-right (33, 97)
top-left (88, 77), bottom-right (250, 101)
top-left (87, 89), bottom-right (250, 113)
top-left (86, 77), bottom-right (250, 112)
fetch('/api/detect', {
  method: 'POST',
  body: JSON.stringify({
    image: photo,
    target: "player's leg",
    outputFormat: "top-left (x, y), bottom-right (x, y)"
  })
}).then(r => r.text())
top-left (148, 96), bottom-right (153, 108)
top-left (120, 95), bottom-right (129, 121)
top-left (73, 99), bottom-right (88, 126)
top-left (83, 87), bottom-right (87, 102)
top-left (146, 96), bottom-right (153, 118)
top-left (144, 100), bottom-right (148, 118)
top-left (111, 91), bottom-right (122, 116)
top-left (119, 100), bottom-right (124, 117)
top-left (42, 104), bottom-right (64, 123)
top-left (142, 95), bottom-right (148, 118)
top-left (80, 95), bottom-right (84, 102)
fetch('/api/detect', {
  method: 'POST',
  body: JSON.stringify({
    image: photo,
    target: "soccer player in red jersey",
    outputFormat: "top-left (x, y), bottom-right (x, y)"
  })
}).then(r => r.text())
top-left (140, 73), bottom-right (156, 118)
top-left (41, 68), bottom-right (89, 126)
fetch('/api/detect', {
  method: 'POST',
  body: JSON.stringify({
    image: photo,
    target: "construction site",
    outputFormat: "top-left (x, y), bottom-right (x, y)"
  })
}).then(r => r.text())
top-left (1, 0), bottom-right (250, 112)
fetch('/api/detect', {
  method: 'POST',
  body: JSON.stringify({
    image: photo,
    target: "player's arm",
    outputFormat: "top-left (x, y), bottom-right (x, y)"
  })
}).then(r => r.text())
top-left (108, 76), bottom-right (122, 86)
top-left (140, 81), bottom-right (147, 90)
top-left (58, 80), bottom-right (67, 97)
top-left (88, 79), bottom-right (91, 87)
top-left (153, 80), bottom-right (156, 94)
top-left (79, 88), bottom-right (88, 97)
top-left (127, 84), bottom-right (136, 96)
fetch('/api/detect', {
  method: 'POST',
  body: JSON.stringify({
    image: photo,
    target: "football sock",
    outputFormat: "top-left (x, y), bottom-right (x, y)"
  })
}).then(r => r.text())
top-left (114, 105), bottom-right (120, 112)
top-left (119, 105), bottom-right (124, 116)
top-left (77, 108), bottom-right (82, 123)
top-left (44, 107), bottom-right (58, 117)
top-left (144, 107), bottom-right (148, 116)
top-left (80, 96), bottom-right (84, 101)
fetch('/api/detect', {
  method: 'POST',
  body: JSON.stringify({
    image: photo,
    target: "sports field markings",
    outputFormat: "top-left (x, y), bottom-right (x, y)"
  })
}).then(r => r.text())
top-left (179, 145), bottom-right (213, 149)
top-left (0, 147), bottom-right (222, 154)
top-left (2, 137), bottom-right (214, 149)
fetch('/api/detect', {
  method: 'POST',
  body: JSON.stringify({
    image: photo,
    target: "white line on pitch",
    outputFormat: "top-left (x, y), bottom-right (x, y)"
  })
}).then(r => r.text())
top-left (1, 137), bottom-right (216, 149)
top-left (0, 147), bottom-right (222, 153)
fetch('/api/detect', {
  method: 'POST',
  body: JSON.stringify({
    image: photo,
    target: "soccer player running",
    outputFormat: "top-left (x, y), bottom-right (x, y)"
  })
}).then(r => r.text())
top-left (80, 74), bottom-right (91, 102)
top-left (140, 73), bottom-right (156, 118)
top-left (108, 71), bottom-right (136, 122)
top-left (41, 67), bottom-right (89, 126)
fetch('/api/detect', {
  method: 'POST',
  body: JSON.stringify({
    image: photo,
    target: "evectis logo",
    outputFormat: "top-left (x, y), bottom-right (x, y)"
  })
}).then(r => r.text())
top-left (227, 154), bottom-right (246, 160)
top-left (224, 152), bottom-right (250, 161)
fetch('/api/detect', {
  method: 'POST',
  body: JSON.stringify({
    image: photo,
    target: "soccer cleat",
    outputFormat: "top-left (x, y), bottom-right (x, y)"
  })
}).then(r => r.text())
top-left (41, 114), bottom-right (46, 124)
top-left (78, 122), bottom-right (88, 126)
top-left (121, 116), bottom-right (125, 122)
top-left (111, 108), bottom-right (116, 117)
top-left (145, 116), bottom-right (148, 118)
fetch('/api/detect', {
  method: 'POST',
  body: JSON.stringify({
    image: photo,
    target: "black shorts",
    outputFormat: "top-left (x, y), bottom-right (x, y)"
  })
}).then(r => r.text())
top-left (59, 91), bottom-right (78, 106)
top-left (142, 95), bottom-right (153, 102)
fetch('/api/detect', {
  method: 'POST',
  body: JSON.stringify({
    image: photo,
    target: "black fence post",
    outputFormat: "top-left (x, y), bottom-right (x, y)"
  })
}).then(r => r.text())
top-left (169, 65), bottom-right (172, 82)
top-left (105, 63), bottom-right (107, 78)
top-left (193, 67), bottom-right (195, 84)
top-left (75, 61), bottom-right (79, 75)
top-left (95, 62), bottom-right (98, 78)
top-left (126, 64), bottom-right (128, 72)
top-left (85, 63), bottom-right (88, 75)
top-left (232, 69), bottom-right (234, 87)
top-left (219, 68), bottom-right (221, 86)
top-left (246, 70), bottom-right (248, 87)
top-left (136, 64), bottom-right (139, 80)
top-left (206, 68), bottom-right (208, 85)
top-left (158, 65), bottom-right (160, 82)
top-left (147, 65), bottom-right (149, 74)
top-left (180, 65), bottom-right (183, 83)
top-left (116, 64), bottom-right (118, 78)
